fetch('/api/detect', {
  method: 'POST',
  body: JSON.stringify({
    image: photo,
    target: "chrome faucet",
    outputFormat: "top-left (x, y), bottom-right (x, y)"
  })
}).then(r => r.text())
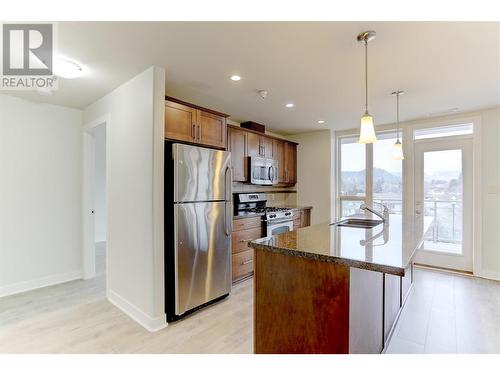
top-left (360, 203), bottom-right (390, 223)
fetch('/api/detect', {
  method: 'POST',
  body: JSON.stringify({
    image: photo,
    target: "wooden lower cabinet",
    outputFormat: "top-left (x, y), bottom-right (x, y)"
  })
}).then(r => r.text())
top-left (232, 209), bottom-right (311, 284)
top-left (293, 208), bottom-right (312, 229)
top-left (232, 249), bottom-right (255, 281)
top-left (232, 216), bottom-right (265, 283)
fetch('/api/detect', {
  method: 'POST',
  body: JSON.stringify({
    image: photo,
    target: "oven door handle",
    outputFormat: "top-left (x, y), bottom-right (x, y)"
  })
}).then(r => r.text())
top-left (264, 219), bottom-right (294, 224)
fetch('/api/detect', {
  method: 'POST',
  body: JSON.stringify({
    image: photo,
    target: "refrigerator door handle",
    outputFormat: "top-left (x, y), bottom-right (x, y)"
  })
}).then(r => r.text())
top-left (224, 165), bottom-right (233, 235)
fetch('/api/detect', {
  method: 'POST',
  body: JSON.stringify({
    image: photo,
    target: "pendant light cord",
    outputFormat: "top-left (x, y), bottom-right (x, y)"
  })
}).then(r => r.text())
top-left (396, 92), bottom-right (400, 141)
top-left (365, 41), bottom-right (368, 112)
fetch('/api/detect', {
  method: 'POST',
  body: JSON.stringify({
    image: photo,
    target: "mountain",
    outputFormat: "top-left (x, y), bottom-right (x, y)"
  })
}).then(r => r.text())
top-left (341, 168), bottom-right (402, 195)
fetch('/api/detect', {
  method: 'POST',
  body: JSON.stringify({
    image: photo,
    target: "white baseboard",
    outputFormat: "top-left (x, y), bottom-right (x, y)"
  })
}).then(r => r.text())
top-left (107, 289), bottom-right (167, 332)
top-left (0, 270), bottom-right (82, 298)
top-left (479, 269), bottom-right (500, 281)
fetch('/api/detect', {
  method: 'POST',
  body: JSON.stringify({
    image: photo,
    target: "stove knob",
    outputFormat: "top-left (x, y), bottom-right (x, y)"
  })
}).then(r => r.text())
top-left (269, 214), bottom-right (276, 219)
top-left (285, 212), bottom-right (291, 216)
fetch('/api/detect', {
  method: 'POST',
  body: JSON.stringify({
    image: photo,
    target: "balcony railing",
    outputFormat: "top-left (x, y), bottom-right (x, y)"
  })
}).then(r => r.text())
top-left (373, 198), bottom-right (462, 245)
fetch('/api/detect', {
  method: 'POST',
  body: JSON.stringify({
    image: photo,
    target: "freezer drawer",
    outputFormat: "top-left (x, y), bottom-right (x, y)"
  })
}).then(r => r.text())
top-left (173, 143), bottom-right (231, 202)
top-left (174, 201), bottom-right (232, 315)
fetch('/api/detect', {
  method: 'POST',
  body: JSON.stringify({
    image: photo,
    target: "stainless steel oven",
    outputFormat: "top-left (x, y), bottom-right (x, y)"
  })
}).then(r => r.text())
top-left (249, 156), bottom-right (278, 185)
top-left (266, 215), bottom-right (294, 236)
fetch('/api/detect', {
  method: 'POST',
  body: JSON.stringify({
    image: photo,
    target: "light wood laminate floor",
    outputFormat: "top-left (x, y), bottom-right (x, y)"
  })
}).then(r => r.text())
top-left (1, 250), bottom-right (499, 353)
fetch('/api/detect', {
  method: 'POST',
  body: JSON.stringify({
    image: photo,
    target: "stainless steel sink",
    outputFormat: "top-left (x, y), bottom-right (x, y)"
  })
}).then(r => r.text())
top-left (330, 218), bottom-right (383, 229)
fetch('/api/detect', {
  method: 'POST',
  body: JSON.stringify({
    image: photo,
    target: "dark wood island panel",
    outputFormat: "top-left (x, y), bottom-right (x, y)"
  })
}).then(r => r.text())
top-left (254, 248), bottom-right (350, 354)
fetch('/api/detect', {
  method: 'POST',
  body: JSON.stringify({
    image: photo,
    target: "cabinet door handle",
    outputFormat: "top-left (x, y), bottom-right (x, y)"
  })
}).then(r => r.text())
top-left (239, 238), bottom-right (252, 243)
top-left (241, 259), bottom-right (253, 265)
top-left (197, 125), bottom-right (201, 141)
top-left (192, 123), bottom-right (196, 139)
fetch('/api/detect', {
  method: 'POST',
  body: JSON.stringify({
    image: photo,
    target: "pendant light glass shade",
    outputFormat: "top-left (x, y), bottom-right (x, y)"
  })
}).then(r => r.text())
top-left (393, 140), bottom-right (404, 160)
top-left (392, 90), bottom-right (405, 160)
top-left (357, 31), bottom-right (377, 144)
top-left (359, 111), bottom-right (377, 144)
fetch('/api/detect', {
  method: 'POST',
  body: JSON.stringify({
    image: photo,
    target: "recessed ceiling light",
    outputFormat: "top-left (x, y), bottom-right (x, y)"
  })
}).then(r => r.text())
top-left (317, 120), bottom-right (325, 124)
top-left (230, 75), bottom-right (241, 81)
top-left (53, 57), bottom-right (85, 79)
top-left (285, 103), bottom-right (295, 108)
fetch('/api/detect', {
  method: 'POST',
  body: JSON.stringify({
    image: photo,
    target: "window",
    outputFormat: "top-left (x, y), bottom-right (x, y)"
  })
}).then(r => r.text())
top-left (414, 123), bottom-right (473, 140)
top-left (338, 137), bottom-right (366, 217)
top-left (340, 137), bottom-right (365, 196)
top-left (372, 134), bottom-right (403, 214)
top-left (337, 131), bottom-right (403, 218)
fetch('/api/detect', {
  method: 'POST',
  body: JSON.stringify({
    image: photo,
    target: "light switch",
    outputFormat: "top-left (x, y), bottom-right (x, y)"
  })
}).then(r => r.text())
top-left (487, 185), bottom-right (500, 194)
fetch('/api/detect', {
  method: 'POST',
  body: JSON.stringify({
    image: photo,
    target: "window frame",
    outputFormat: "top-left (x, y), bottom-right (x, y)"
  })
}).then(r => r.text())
top-left (335, 128), bottom-right (404, 219)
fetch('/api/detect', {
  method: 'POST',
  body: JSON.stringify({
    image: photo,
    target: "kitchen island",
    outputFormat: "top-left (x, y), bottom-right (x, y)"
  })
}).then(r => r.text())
top-left (248, 214), bottom-right (432, 354)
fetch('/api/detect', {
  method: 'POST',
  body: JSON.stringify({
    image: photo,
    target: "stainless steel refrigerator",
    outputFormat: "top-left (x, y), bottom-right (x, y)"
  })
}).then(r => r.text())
top-left (165, 142), bottom-right (232, 321)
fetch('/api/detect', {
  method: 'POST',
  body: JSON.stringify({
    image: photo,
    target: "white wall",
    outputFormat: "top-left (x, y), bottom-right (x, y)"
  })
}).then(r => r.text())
top-left (94, 125), bottom-right (106, 243)
top-left (83, 66), bottom-right (166, 331)
top-left (473, 108), bottom-right (500, 279)
top-left (289, 130), bottom-right (332, 225)
top-left (0, 94), bottom-right (83, 297)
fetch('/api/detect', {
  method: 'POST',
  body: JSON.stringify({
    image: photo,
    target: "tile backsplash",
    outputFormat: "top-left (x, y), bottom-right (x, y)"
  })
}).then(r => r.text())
top-left (232, 182), bottom-right (297, 206)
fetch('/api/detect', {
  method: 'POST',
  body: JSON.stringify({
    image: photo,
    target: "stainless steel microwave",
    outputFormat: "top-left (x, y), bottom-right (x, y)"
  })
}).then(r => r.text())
top-left (249, 156), bottom-right (278, 185)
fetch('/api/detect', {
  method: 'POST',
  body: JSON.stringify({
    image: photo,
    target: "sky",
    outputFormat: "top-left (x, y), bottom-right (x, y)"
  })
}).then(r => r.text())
top-left (341, 138), bottom-right (402, 173)
top-left (341, 138), bottom-right (462, 174)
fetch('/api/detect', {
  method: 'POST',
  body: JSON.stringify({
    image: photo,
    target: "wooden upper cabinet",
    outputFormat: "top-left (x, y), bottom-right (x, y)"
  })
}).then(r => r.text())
top-left (247, 132), bottom-right (261, 157)
top-left (284, 142), bottom-right (297, 184)
top-left (262, 137), bottom-right (274, 158)
top-left (226, 124), bottom-right (298, 185)
top-left (198, 110), bottom-right (226, 149)
top-left (273, 139), bottom-right (286, 183)
top-left (228, 126), bottom-right (247, 182)
top-left (165, 100), bottom-right (197, 143)
top-left (165, 97), bottom-right (228, 149)
top-left (246, 132), bottom-right (273, 158)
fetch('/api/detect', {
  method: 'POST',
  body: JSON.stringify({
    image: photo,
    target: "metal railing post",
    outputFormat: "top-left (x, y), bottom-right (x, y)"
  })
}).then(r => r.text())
top-left (433, 200), bottom-right (438, 242)
top-left (452, 203), bottom-right (456, 242)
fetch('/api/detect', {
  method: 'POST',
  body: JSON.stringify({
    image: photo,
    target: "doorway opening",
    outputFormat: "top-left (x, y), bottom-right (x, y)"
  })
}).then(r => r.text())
top-left (83, 116), bottom-right (109, 294)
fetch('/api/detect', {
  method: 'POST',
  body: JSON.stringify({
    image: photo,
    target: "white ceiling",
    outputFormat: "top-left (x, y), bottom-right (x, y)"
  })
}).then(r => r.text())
top-left (7, 22), bottom-right (500, 133)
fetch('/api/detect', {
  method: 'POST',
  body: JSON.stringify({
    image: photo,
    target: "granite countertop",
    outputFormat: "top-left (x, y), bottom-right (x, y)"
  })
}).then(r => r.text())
top-left (248, 214), bottom-right (433, 276)
top-left (233, 212), bottom-right (265, 219)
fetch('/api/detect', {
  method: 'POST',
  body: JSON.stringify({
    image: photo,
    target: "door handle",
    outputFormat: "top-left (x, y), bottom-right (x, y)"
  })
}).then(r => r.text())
top-left (224, 166), bottom-right (233, 235)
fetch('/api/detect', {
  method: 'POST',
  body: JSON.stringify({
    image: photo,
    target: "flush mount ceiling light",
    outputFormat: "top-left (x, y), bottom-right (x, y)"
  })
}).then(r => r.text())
top-left (36, 87), bottom-right (52, 96)
top-left (392, 90), bottom-right (405, 160)
top-left (357, 30), bottom-right (377, 144)
top-left (53, 57), bottom-right (85, 79)
top-left (318, 120), bottom-right (325, 124)
top-left (285, 103), bottom-right (295, 108)
top-left (230, 75), bottom-right (241, 81)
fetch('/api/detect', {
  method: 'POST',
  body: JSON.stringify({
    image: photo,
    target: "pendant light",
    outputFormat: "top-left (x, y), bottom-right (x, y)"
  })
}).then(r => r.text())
top-left (392, 90), bottom-right (405, 160)
top-left (357, 30), bottom-right (377, 144)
